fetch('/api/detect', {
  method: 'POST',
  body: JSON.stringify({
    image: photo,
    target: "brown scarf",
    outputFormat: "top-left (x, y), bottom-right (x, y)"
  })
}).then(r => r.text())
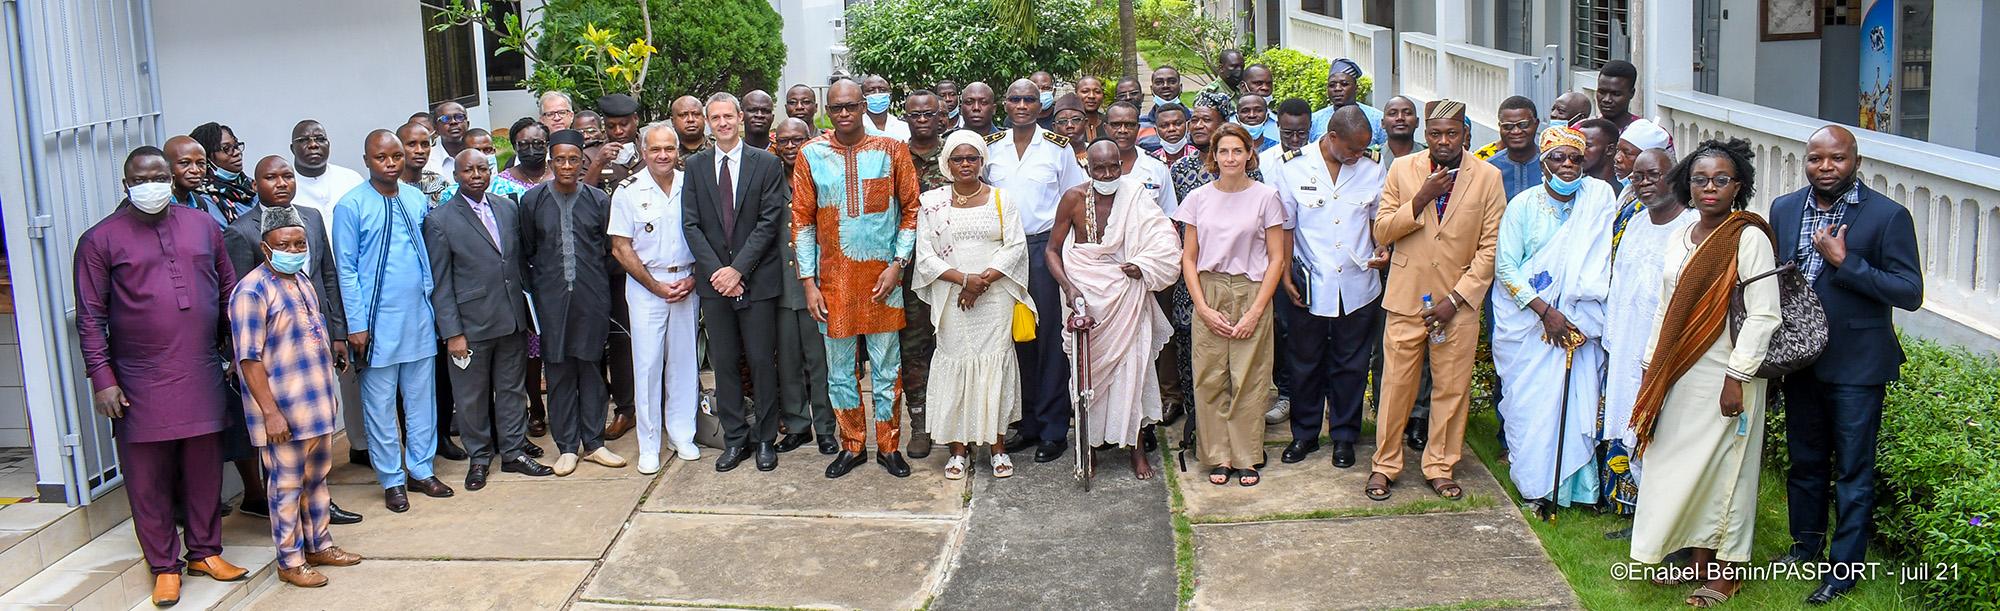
top-left (1628, 211), bottom-right (1774, 458)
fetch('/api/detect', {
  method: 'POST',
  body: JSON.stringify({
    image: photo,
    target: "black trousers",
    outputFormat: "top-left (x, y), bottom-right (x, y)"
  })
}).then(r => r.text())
top-left (545, 358), bottom-right (608, 455)
top-left (1284, 296), bottom-right (1379, 443)
top-left (1014, 232), bottom-right (1072, 443)
top-left (778, 306), bottom-right (836, 437)
top-left (605, 271), bottom-right (636, 415)
top-left (1783, 376), bottom-right (1885, 587)
top-left (703, 297), bottom-right (782, 447)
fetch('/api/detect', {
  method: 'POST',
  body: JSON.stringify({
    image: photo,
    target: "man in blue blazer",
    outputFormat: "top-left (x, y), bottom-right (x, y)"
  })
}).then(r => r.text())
top-left (1768, 126), bottom-right (1924, 605)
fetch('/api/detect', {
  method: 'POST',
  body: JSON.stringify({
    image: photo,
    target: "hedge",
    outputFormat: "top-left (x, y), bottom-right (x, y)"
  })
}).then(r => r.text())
top-left (1767, 339), bottom-right (1999, 608)
top-left (1248, 47), bottom-right (1373, 111)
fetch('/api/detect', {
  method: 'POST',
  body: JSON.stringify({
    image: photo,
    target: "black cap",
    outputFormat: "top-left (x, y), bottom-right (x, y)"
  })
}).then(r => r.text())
top-left (597, 93), bottom-right (640, 118)
top-left (548, 129), bottom-right (588, 151)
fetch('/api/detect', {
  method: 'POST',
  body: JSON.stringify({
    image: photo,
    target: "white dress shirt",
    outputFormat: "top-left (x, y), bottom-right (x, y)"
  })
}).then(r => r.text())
top-left (1268, 147), bottom-right (1388, 317)
top-left (608, 169), bottom-right (695, 273)
top-left (1126, 152), bottom-right (1180, 216)
top-left (984, 127), bottom-right (1088, 235)
top-left (713, 140), bottom-right (743, 203)
top-left (290, 163), bottom-right (366, 247)
top-left (864, 113), bottom-right (911, 141)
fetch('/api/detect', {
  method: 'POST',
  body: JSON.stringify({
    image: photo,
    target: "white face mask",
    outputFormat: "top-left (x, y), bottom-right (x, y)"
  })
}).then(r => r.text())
top-left (1160, 136), bottom-right (1189, 154)
top-left (1091, 178), bottom-right (1119, 195)
top-left (128, 182), bottom-right (173, 214)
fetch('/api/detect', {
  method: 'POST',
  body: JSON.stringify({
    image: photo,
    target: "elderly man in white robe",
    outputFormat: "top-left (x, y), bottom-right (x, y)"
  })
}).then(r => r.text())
top-left (1047, 140), bottom-right (1183, 480)
top-left (1491, 126), bottom-right (1618, 509)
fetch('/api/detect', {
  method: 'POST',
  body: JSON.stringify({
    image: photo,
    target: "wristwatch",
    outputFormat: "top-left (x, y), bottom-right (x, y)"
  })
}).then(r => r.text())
top-left (892, 257), bottom-right (909, 268)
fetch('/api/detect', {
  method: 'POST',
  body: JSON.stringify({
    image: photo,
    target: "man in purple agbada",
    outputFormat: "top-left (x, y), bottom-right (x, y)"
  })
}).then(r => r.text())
top-left (74, 146), bottom-right (251, 606)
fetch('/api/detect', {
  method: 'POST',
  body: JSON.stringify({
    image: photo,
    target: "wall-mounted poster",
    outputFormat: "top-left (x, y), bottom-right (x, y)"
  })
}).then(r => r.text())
top-left (1858, 0), bottom-right (1895, 131)
top-left (1762, 0), bottom-right (1821, 41)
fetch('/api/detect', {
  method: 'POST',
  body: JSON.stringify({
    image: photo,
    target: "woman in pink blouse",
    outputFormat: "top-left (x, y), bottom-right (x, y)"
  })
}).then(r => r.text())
top-left (1172, 123), bottom-right (1291, 487)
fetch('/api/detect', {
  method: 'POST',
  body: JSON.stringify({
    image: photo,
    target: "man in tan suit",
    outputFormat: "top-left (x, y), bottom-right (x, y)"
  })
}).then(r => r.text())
top-left (1366, 100), bottom-right (1506, 502)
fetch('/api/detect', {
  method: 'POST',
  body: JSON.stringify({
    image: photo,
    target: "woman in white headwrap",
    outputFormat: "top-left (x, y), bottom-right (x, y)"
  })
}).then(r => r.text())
top-left (911, 129), bottom-right (1035, 481)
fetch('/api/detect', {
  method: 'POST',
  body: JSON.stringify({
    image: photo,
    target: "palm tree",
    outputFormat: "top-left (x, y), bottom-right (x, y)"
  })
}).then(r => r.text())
top-left (1119, 0), bottom-right (1137, 80)
top-left (993, 0), bottom-right (1036, 45)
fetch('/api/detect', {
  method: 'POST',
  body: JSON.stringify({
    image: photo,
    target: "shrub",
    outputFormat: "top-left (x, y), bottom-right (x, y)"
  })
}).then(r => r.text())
top-left (1871, 340), bottom-right (2000, 608)
top-left (527, 0), bottom-right (784, 117)
top-left (1249, 47), bottom-right (1378, 111)
top-left (845, 0), bottom-right (1111, 93)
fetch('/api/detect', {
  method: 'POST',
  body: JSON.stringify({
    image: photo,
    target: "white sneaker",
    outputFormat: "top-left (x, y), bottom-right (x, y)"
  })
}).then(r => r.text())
top-left (554, 453), bottom-right (579, 476)
top-left (637, 453), bottom-right (662, 475)
top-left (584, 447), bottom-right (627, 468)
top-left (1264, 397), bottom-right (1292, 424)
top-left (675, 443), bottom-right (701, 462)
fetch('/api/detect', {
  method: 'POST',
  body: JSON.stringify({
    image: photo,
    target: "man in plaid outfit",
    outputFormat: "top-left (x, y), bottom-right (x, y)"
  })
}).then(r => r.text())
top-left (230, 205), bottom-right (364, 588)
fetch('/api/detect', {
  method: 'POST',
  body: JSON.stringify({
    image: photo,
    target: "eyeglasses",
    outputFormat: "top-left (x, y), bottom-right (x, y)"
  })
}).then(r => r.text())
top-left (1689, 175), bottom-right (1737, 188)
top-left (826, 102), bottom-right (863, 113)
top-left (291, 135), bottom-right (328, 145)
top-left (1542, 151), bottom-right (1582, 165)
top-left (437, 113), bottom-right (468, 125)
top-left (1004, 96), bottom-right (1039, 104)
top-left (775, 137), bottom-right (811, 147)
top-left (904, 111), bottom-right (941, 120)
top-left (947, 155), bottom-right (983, 165)
top-left (1105, 120), bottom-right (1140, 130)
top-left (1051, 117), bottom-right (1085, 128)
top-left (1499, 120), bottom-right (1537, 133)
top-left (514, 140), bottom-right (548, 150)
top-left (541, 109), bottom-right (574, 119)
top-left (549, 155), bottom-right (587, 166)
top-left (217, 142), bottom-right (247, 154)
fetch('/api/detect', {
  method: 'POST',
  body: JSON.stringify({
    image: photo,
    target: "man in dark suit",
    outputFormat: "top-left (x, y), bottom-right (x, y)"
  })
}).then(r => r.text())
top-left (424, 149), bottom-right (556, 490)
top-left (519, 129), bottom-right (627, 475)
top-left (682, 92), bottom-right (791, 473)
top-left (222, 155), bottom-right (363, 526)
top-left (1769, 125), bottom-right (1924, 606)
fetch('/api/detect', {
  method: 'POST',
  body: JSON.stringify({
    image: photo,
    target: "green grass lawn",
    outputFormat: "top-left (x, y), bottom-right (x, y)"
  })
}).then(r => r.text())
top-left (1461, 408), bottom-right (1927, 610)
top-left (1137, 38), bottom-right (1207, 79)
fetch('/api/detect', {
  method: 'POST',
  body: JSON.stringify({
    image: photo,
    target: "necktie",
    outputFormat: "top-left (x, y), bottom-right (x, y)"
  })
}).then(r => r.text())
top-left (719, 153), bottom-right (736, 242)
top-left (472, 200), bottom-right (502, 254)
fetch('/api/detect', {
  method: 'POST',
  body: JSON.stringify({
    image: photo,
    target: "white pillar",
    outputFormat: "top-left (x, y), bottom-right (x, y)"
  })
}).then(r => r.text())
top-left (1931, 0), bottom-right (1998, 154)
top-left (1641, 0), bottom-right (1696, 119)
top-left (1436, 0), bottom-right (1470, 104)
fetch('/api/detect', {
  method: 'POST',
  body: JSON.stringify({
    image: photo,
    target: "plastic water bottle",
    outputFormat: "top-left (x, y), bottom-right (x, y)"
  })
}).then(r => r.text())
top-left (1422, 294), bottom-right (1447, 344)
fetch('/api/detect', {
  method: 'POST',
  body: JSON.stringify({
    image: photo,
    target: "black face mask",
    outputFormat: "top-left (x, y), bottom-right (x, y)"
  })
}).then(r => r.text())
top-left (516, 145), bottom-right (548, 167)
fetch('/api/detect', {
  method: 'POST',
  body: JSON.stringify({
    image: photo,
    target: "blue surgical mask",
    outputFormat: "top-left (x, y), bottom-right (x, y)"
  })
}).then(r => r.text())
top-left (865, 92), bottom-right (891, 115)
top-left (268, 246), bottom-right (309, 275)
top-left (1239, 119), bottom-right (1268, 142)
top-left (1040, 90), bottom-right (1055, 111)
top-left (1618, 176), bottom-right (1633, 190)
top-left (1546, 118), bottom-right (1570, 130)
top-left (213, 166), bottom-right (241, 182)
top-left (1151, 95), bottom-right (1176, 109)
top-left (949, 107), bottom-right (961, 119)
top-left (1546, 171), bottom-right (1584, 197)
top-left (1159, 135), bottom-right (1189, 154)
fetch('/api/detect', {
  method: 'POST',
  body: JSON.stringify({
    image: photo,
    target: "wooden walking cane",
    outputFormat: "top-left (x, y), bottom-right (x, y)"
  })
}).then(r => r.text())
top-left (1537, 332), bottom-right (1583, 523)
top-left (1070, 296), bottom-right (1095, 490)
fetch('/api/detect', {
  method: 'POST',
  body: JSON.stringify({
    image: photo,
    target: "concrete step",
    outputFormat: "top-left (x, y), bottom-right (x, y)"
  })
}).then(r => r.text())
top-left (0, 487), bottom-right (133, 595)
top-left (0, 513), bottom-right (274, 610)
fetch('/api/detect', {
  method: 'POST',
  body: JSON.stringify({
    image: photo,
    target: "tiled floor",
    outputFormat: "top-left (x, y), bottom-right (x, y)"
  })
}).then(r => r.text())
top-left (0, 447), bottom-right (37, 504)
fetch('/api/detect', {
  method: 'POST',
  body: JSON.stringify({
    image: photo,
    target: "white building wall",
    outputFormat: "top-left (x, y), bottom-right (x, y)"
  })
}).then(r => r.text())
top-left (1932, 0), bottom-right (2000, 155)
top-left (776, 0), bottom-right (845, 90)
top-left (152, 0), bottom-right (436, 172)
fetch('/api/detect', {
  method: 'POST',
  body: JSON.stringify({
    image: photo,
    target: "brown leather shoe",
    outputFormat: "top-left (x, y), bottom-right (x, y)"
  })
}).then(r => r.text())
top-left (152, 573), bottom-right (181, 607)
top-left (304, 546), bottom-right (364, 567)
top-left (277, 565), bottom-right (329, 588)
top-left (185, 555), bottom-right (248, 582)
top-left (602, 412), bottom-right (635, 440)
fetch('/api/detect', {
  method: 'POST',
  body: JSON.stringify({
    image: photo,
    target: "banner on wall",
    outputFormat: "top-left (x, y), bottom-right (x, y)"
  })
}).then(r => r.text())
top-left (1858, 0), bottom-right (1895, 132)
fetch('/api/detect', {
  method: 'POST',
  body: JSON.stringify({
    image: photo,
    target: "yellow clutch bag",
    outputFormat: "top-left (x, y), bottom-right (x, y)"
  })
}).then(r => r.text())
top-left (993, 193), bottom-right (1036, 342)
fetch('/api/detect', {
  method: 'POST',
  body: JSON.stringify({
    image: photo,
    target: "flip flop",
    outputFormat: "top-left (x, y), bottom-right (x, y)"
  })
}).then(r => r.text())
top-left (1209, 466), bottom-right (1231, 486)
top-left (1686, 585), bottom-right (1735, 608)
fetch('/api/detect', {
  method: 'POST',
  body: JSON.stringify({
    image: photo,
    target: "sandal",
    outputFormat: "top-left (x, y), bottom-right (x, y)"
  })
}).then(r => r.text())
top-left (1237, 468), bottom-right (1260, 487)
top-left (1428, 477), bottom-right (1464, 500)
top-left (1209, 466), bottom-right (1232, 485)
top-left (944, 455), bottom-right (967, 480)
top-left (1365, 472), bottom-right (1392, 501)
top-left (1685, 584), bottom-right (1737, 607)
top-left (991, 453), bottom-right (1014, 478)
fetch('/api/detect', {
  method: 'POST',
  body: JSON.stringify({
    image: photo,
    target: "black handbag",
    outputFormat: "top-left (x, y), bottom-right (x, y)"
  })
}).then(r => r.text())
top-left (1728, 261), bottom-right (1827, 378)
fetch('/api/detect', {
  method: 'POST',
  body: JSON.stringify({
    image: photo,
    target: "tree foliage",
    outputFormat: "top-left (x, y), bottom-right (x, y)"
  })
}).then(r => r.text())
top-left (1134, 0), bottom-right (1239, 78)
top-left (845, 0), bottom-right (1112, 92)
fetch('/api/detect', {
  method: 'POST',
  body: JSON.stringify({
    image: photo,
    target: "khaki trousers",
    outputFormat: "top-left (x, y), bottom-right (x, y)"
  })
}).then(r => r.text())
top-left (1192, 272), bottom-right (1273, 470)
top-left (1372, 307), bottom-right (1480, 480)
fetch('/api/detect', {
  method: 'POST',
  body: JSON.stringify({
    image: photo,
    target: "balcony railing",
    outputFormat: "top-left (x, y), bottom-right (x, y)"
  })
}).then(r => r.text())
top-left (1398, 32), bottom-right (1438, 105)
top-left (1658, 89), bottom-right (2000, 339)
top-left (1285, 12), bottom-right (1396, 104)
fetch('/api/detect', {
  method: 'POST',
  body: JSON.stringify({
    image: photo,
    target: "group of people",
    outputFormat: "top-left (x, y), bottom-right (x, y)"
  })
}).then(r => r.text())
top-left (74, 46), bottom-right (1923, 607)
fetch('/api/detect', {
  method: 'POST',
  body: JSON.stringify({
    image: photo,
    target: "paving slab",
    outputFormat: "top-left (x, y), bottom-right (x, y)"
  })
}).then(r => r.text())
top-left (641, 446), bottom-right (967, 518)
top-left (1189, 510), bottom-right (1580, 611)
top-left (305, 476), bottom-right (650, 560)
top-left (582, 512), bottom-right (955, 610)
top-left (930, 451), bottom-right (1177, 611)
top-left (1174, 440), bottom-right (1504, 522)
top-left (326, 431), bottom-right (653, 486)
top-left (242, 559), bottom-right (593, 611)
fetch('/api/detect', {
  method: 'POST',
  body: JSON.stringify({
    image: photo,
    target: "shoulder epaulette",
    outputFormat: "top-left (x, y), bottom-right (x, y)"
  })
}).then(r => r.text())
top-left (618, 174), bottom-right (644, 190)
top-left (983, 131), bottom-right (1007, 144)
top-left (1365, 146), bottom-right (1381, 162)
top-left (1281, 149), bottom-right (1303, 163)
top-left (1042, 131), bottom-right (1070, 147)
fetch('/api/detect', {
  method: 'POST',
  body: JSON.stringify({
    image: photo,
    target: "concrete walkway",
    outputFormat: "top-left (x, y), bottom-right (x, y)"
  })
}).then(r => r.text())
top-left (232, 413), bottom-right (1576, 610)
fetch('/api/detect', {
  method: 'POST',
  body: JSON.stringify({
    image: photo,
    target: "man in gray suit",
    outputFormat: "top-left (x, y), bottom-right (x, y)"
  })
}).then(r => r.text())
top-left (425, 149), bottom-right (555, 489)
top-left (222, 155), bottom-right (363, 525)
top-left (682, 93), bottom-right (790, 473)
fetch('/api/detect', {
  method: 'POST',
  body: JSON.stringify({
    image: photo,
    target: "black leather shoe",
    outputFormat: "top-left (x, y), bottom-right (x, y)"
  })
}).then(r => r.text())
top-left (437, 438), bottom-right (468, 461)
top-left (465, 464), bottom-right (490, 491)
top-left (775, 433), bottom-right (812, 453)
top-left (408, 476), bottom-right (455, 498)
top-left (1806, 584), bottom-right (1851, 606)
top-left (816, 436), bottom-right (839, 455)
top-left (715, 445), bottom-right (751, 472)
top-left (1281, 439), bottom-right (1320, 463)
top-left (383, 486), bottom-right (409, 513)
top-left (825, 450), bottom-right (867, 478)
top-left (1142, 425), bottom-right (1159, 453)
top-left (1771, 548), bottom-right (1822, 566)
top-left (328, 503), bottom-right (363, 525)
top-left (876, 451), bottom-right (912, 477)
top-left (1405, 417), bottom-right (1429, 451)
top-left (521, 442), bottom-right (545, 459)
top-left (1331, 441), bottom-right (1356, 468)
top-left (1034, 440), bottom-right (1067, 463)
top-left (756, 442), bottom-right (779, 471)
top-left (1161, 401), bottom-right (1186, 427)
top-left (502, 455), bottom-right (555, 476)
top-left (349, 449), bottom-right (371, 469)
top-left (905, 431), bottom-right (933, 459)
top-left (1004, 433), bottom-right (1040, 454)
